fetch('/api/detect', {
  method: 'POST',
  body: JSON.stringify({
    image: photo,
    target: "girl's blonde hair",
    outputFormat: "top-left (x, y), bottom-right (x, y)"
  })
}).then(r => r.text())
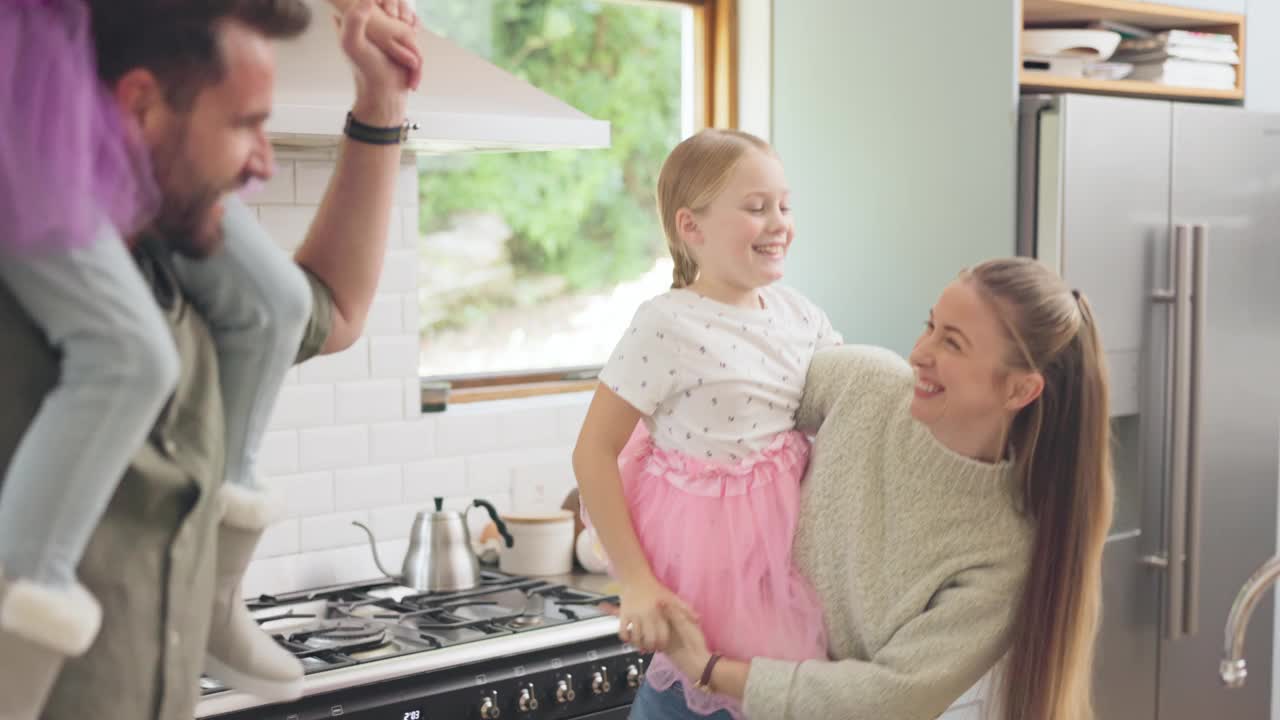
top-left (655, 128), bottom-right (775, 288)
top-left (967, 258), bottom-right (1114, 720)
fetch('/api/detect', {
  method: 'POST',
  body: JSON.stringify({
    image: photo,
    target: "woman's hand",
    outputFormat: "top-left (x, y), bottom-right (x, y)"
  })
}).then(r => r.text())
top-left (660, 600), bottom-right (712, 679)
top-left (617, 577), bottom-right (698, 653)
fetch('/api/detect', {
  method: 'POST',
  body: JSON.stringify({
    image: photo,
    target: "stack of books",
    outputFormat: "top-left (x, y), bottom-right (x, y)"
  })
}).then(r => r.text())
top-left (1111, 29), bottom-right (1239, 90)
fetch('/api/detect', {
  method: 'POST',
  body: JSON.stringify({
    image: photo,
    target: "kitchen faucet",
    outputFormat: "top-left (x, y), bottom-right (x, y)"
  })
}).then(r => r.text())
top-left (1221, 555), bottom-right (1280, 687)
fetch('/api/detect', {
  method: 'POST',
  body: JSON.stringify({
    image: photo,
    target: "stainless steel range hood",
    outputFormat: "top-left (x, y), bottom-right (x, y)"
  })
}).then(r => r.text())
top-left (267, 4), bottom-right (611, 154)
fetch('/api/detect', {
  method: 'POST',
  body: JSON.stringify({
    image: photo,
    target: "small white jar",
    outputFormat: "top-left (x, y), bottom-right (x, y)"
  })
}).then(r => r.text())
top-left (498, 510), bottom-right (576, 576)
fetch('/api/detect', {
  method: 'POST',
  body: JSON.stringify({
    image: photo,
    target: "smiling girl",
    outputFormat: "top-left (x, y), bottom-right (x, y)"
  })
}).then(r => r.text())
top-left (574, 129), bottom-right (841, 719)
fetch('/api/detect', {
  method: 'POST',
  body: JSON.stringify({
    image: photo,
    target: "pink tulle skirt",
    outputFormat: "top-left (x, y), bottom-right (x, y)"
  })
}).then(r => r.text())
top-left (610, 424), bottom-right (828, 719)
top-left (0, 0), bottom-right (158, 256)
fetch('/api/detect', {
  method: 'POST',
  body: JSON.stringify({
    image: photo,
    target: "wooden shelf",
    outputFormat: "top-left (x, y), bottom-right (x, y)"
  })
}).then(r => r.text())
top-left (450, 379), bottom-right (597, 404)
top-left (1024, 0), bottom-right (1241, 28)
top-left (1021, 0), bottom-right (1246, 103)
top-left (1020, 72), bottom-right (1244, 101)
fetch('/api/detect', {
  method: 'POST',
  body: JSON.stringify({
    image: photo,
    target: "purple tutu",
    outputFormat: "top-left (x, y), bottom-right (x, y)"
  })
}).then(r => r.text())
top-left (0, 0), bottom-right (158, 256)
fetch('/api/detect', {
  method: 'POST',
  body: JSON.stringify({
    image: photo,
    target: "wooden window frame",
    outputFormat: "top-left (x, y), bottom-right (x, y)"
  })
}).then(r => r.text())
top-left (435, 0), bottom-right (740, 405)
top-left (690, 0), bottom-right (739, 130)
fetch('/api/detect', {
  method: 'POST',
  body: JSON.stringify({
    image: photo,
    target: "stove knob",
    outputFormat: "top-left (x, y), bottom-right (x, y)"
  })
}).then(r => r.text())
top-left (479, 693), bottom-right (501, 719)
top-left (591, 668), bottom-right (612, 695)
top-left (555, 676), bottom-right (576, 704)
top-left (626, 662), bottom-right (645, 689)
top-left (517, 685), bottom-right (539, 713)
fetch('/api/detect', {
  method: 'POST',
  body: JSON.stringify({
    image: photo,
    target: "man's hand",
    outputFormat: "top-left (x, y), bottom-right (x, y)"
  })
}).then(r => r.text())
top-left (334, 0), bottom-right (415, 125)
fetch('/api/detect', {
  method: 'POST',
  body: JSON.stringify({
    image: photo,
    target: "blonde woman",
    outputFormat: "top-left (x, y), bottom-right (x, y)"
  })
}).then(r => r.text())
top-left (574, 129), bottom-right (842, 719)
top-left (656, 258), bottom-right (1114, 720)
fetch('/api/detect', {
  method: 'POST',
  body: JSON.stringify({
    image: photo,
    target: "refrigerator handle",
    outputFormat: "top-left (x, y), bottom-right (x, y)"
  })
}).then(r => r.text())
top-left (1016, 95), bottom-right (1058, 258)
top-left (1147, 224), bottom-right (1193, 641)
top-left (1182, 224), bottom-right (1207, 637)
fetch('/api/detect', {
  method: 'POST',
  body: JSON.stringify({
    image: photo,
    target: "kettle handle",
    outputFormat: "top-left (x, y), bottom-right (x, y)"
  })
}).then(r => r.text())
top-left (472, 499), bottom-right (514, 548)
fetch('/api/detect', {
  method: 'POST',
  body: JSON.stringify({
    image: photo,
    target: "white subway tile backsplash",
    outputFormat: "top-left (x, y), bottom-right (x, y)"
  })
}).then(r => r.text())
top-left (371, 419), bottom-right (436, 464)
top-left (511, 479), bottom-right (554, 513)
top-left (364, 295), bottom-right (405, 336)
top-left (259, 430), bottom-right (300, 476)
top-left (385, 207), bottom-right (403, 250)
top-left (404, 378), bottom-right (422, 419)
top-left (299, 337), bottom-right (370, 383)
top-left (253, 161), bottom-right (296, 204)
top-left (498, 408), bottom-right (561, 449)
top-left (258, 205), bottom-right (316, 252)
top-left (295, 164), bottom-right (401, 248)
top-left (436, 413), bottom-right (502, 456)
top-left (256, 519), bottom-right (301, 558)
top-left (370, 335), bottom-right (420, 379)
top-left (403, 457), bottom-right (467, 502)
top-left (466, 452), bottom-right (524, 496)
top-left (242, 556), bottom-right (301, 597)
top-left (295, 160), bottom-right (334, 204)
top-left (299, 425), bottom-right (370, 471)
top-left (290, 549), bottom-right (344, 589)
top-left (401, 207), bottom-right (419, 249)
top-left (250, 156), bottom-right (598, 597)
top-left (398, 164), bottom-right (418, 207)
top-left (512, 457), bottom-right (575, 512)
top-left (370, 504), bottom-right (422, 540)
top-left (334, 465), bottom-right (403, 511)
top-left (402, 293), bottom-right (420, 335)
top-left (558, 402), bottom-right (591, 444)
top-left (379, 250), bottom-right (418, 294)
top-left (268, 471), bottom-right (335, 519)
top-left (269, 384), bottom-right (335, 430)
top-left (335, 379), bottom-right (405, 424)
top-left (293, 540), bottom-right (408, 589)
top-left (370, 540), bottom-right (411, 579)
top-left (299, 510), bottom-right (371, 552)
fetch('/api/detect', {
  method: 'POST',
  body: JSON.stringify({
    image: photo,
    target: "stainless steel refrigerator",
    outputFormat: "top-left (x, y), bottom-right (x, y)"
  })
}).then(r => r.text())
top-left (1017, 93), bottom-right (1280, 720)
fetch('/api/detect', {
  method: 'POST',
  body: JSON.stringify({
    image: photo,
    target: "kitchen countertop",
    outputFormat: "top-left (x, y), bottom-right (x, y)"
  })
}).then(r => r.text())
top-left (546, 571), bottom-right (621, 597)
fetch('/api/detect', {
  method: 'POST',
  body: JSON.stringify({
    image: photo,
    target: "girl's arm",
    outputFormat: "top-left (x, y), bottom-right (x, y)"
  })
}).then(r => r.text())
top-left (572, 385), bottom-right (694, 652)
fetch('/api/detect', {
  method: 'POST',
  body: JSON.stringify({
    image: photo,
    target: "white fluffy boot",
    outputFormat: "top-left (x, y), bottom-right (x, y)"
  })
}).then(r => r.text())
top-left (0, 569), bottom-right (101, 720)
top-left (202, 485), bottom-right (303, 702)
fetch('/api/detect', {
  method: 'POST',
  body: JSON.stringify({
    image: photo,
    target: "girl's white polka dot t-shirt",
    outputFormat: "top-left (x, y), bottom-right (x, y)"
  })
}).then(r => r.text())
top-left (600, 285), bottom-right (841, 462)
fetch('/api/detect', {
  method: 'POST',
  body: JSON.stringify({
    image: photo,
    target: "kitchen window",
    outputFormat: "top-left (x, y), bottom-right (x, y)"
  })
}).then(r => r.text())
top-left (414, 0), bottom-right (738, 401)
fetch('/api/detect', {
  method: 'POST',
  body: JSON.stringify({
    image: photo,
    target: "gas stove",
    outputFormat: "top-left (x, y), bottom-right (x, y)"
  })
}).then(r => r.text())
top-left (197, 571), bottom-right (647, 720)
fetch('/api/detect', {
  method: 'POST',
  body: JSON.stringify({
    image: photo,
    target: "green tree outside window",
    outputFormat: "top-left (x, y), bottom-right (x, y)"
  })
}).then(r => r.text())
top-left (418, 1), bottom-right (685, 360)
